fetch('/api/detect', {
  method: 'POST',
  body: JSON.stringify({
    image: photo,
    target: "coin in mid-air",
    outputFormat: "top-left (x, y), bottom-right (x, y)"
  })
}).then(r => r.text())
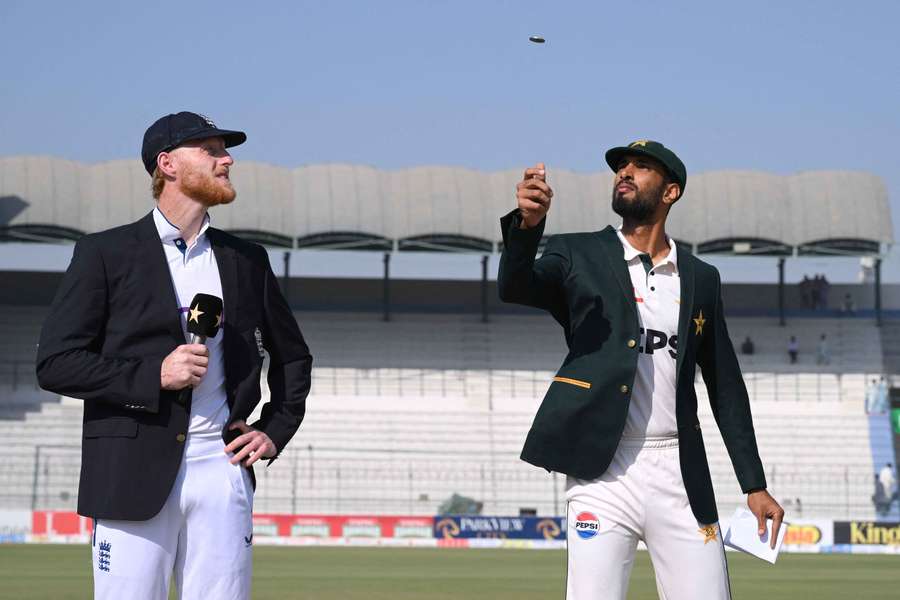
top-left (529, 35), bottom-right (545, 44)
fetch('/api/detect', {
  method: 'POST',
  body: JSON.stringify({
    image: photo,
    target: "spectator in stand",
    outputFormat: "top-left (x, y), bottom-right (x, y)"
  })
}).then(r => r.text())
top-left (841, 293), bottom-right (855, 316)
top-left (873, 473), bottom-right (889, 516)
top-left (876, 376), bottom-right (890, 414)
top-left (879, 463), bottom-right (896, 506)
top-left (800, 275), bottom-right (812, 309)
top-left (810, 276), bottom-right (821, 310)
top-left (865, 378), bottom-right (880, 414)
top-left (787, 336), bottom-right (799, 364)
top-left (818, 274), bottom-right (831, 310)
top-left (741, 336), bottom-right (755, 355)
top-left (813, 273), bottom-right (831, 310)
top-left (816, 334), bottom-right (830, 365)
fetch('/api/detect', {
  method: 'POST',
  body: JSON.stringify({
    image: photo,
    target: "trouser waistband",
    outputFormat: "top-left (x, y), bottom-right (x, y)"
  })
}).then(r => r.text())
top-left (184, 430), bottom-right (225, 459)
top-left (617, 436), bottom-right (679, 449)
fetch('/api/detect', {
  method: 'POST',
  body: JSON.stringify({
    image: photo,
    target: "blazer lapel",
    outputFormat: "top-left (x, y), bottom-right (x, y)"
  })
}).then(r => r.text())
top-left (136, 212), bottom-right (185, 344)
top-left (208, 228), bottom-right (238, 333)
top-left (675, 240), bottom-right (695, 384)
top-left (597, 226), bottom-right (639, 324)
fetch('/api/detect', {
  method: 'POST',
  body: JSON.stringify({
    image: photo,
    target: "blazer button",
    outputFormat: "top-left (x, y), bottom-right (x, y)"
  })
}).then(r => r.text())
top-left (694, 423), bottom-right (701, 431)
top-left (627, 339), bottom-right (637, 348)
top-left (620, 385), bottom-right (629, 394)
top-left (176, 433), bottom-right (186, 443)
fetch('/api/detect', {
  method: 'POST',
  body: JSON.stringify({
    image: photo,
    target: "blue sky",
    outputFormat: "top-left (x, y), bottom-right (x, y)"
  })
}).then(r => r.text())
top-left (2, 1), bottom-right (898, 282)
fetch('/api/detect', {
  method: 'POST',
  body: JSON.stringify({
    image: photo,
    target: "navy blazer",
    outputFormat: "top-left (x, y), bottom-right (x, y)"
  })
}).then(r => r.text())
top-left (37, 211), bottom-right (312, 521)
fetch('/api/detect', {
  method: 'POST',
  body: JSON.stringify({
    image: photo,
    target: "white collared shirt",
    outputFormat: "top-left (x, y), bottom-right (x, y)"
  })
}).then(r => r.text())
top-left (616, 228), bottom-right (681, 438)
top-left (153, 207), bottom-right (228, 435)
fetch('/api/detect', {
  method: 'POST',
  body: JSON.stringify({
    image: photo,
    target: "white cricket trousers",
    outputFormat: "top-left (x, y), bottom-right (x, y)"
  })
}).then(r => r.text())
top-left (91, 431), bottom-right (254, 600)
top-left (565, 437), bottom-right (731, 600)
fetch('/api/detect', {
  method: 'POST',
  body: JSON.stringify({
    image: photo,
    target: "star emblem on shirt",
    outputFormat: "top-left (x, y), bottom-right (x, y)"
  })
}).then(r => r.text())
top-left (699, 524), bottom-right (718, 544)
top-left (693, 309), bottom-right (706, 336)
top-left (188, 304), bottom-right (204, 324)
top-left (215, 313), bottom-right (223, 327)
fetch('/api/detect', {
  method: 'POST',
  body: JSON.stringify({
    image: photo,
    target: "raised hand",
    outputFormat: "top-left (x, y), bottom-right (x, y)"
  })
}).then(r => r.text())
top-left (516, 162), bottom-right (553, 229)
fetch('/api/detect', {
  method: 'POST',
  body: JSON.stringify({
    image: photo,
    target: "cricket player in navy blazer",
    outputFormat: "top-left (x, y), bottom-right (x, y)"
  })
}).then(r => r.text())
top-left (37, 112), bottom-right (312, 599)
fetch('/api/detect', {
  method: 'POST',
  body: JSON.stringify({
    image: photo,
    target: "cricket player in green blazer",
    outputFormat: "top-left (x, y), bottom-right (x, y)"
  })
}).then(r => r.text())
top-left (498, 140), bottom-right (784, 600)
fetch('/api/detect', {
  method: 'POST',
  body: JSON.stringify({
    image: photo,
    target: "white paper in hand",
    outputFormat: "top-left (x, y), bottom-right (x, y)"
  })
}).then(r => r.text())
top-left (723, 506), bottom-right (787, 564)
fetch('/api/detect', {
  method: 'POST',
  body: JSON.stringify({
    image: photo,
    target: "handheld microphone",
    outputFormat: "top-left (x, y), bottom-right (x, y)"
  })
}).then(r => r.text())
top-left (177, 293), bottom-right (223, 406)
top-left (186, 293), bottom-right (224, 343)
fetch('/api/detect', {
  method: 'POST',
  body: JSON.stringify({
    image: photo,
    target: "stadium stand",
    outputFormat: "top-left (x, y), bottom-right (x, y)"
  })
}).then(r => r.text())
top-left (0, 307), bottom-right (885, 389)
top-left (0, 307), bottom-right (49, 420)
top-left (880, 319), bottom-right (900, 374)
top-left (1, 379), bottom-right (889, 519)
top-left (0, 157), bottom-right (895, 522)
top-left (1, 309), bottom-right (894, 521)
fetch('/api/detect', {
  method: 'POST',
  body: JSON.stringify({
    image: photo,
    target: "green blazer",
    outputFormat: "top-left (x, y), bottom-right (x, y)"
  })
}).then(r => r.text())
top-left (498, 210), bottom-right (766, 524)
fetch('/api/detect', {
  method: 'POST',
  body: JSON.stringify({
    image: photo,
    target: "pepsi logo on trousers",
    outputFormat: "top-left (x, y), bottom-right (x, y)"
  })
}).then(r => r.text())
top-left (574, 512), bottom-right (600, 540)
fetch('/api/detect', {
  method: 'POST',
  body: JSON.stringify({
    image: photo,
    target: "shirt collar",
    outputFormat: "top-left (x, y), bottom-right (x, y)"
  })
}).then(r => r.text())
top-left (616, 227), bottom-right (679, 271)
top-left (153, 207), bottom-right (211, 244)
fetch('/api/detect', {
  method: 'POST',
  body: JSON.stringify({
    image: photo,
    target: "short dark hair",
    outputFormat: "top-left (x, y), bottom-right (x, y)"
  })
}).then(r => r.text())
top-left (663, 171), bottom-right (683, 199)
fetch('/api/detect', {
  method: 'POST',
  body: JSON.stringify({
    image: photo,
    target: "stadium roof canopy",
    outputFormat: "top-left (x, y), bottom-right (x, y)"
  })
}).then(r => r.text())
top-left (0, 156), bottom-right (892, 256)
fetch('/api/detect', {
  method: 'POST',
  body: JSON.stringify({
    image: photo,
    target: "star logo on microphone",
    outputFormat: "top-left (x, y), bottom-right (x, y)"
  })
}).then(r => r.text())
top-left (189, 304), bottom-right (204, 323)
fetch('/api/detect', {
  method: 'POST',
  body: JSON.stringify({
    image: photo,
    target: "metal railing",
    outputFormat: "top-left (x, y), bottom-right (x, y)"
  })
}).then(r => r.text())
top-left (4, 442), bottom-right (890, 521)
top-left (1, 360), bottom-right (894, 401)
top-left (1, 363), bottom-right (894, 520)
top-left (307, 367), bottom-right (890, 403)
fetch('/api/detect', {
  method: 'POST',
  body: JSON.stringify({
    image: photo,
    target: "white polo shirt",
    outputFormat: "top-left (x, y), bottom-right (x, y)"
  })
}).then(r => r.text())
top-left (616, 228), bottom-right (680, 439)
top-left (153, 208), bottom-right (228, 435)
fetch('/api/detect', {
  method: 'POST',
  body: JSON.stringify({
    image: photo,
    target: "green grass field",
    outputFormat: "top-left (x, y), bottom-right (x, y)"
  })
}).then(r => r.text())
top-left (0, 545), bottom-right (896, 599)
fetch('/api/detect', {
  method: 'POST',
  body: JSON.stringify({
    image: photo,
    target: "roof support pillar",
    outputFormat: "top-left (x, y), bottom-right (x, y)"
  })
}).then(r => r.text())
top-left (282, 251), bottom-right (291, 306)
top-left (875, 257), bottom-right (883, 327)
top-left (383, 252), bottom-right (391, 322)
top-left (778, 257), bottom-right (786, 327)
top-left (481, 255), bottom-right (489, 323)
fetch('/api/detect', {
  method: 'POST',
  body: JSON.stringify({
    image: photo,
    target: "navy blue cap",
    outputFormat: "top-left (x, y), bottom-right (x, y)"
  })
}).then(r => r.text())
top-left (142, 112), bottom-right (246, 175)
